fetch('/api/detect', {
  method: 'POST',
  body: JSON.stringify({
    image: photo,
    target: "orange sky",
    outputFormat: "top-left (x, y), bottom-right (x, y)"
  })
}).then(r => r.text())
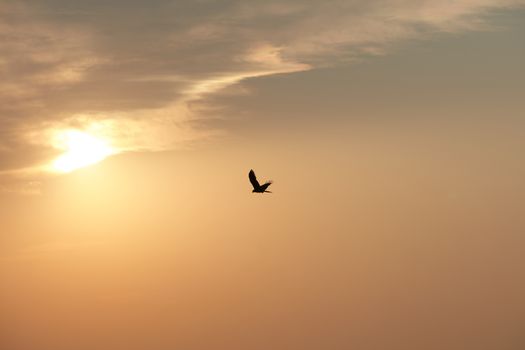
top-left (1, 1), bottom-right (525, 350)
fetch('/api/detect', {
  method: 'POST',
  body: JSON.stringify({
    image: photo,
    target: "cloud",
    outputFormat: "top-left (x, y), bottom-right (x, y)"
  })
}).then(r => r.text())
top-left (0, 239), bottom-right (107, 261)
top-left (0, 0), bottom-right (523, 182)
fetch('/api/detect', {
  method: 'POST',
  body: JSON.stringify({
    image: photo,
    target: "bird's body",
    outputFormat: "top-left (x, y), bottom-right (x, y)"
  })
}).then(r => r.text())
top-left (249, 169), bottom-right (273, 193)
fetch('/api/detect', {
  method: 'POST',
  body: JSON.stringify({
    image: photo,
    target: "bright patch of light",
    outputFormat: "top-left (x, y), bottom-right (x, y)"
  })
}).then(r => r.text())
top-left (52, 130), bottom-right (114, 173)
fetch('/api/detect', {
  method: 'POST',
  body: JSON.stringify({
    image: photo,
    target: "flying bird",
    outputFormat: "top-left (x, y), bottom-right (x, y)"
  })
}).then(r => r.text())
top-left (249, 169), bottom-right (273, 193)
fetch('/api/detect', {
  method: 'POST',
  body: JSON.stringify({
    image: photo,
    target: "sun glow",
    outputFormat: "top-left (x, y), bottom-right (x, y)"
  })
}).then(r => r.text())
top-left (52, 130), bottom-right (114, 173)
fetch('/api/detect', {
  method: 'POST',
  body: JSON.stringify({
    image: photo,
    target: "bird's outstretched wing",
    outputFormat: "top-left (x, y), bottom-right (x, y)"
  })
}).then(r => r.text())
top-left (249, 169), bottom-right (260, 189)
top-left (260, 181), bottom-right (272, 192)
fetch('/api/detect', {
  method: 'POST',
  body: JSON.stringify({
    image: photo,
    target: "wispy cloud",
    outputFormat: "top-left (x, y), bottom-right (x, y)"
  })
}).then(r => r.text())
top-left (0, 0), bottom-right (523, 183)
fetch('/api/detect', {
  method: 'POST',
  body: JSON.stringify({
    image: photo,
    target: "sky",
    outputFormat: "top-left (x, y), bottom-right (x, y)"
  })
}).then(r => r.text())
top-left (1, 1), bottom-right (525, 349)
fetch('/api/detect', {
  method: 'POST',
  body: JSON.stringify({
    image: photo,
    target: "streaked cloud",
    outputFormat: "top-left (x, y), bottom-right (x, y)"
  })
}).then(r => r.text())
top-left (0, 0), bottom-right (523, 182)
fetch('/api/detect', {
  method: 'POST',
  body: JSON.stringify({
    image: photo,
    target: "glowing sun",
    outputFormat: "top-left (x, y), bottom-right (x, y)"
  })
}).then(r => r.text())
top-left (52, 130), bottom-right (114, 173)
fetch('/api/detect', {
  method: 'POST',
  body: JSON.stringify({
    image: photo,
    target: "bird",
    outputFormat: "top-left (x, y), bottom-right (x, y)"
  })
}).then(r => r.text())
top-left (249, 169), bottom-right (273, 193)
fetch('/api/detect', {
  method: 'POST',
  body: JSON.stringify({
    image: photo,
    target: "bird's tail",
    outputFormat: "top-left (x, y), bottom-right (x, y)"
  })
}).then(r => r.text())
top-left (264, 190), bottom-right (272, 193)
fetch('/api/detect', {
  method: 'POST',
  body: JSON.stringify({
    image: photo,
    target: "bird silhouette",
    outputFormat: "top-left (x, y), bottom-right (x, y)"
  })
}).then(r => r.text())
top-left (249, 169), bottom-right (272, 193)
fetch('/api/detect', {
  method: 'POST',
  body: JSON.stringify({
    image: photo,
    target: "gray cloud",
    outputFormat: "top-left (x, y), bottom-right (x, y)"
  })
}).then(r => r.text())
top-left (1, 0), bottom-right (524, 181)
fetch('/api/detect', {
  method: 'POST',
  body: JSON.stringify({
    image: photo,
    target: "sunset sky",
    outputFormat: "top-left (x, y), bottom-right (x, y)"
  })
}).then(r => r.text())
top-left (1, 1), bottom-right (525, 349)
